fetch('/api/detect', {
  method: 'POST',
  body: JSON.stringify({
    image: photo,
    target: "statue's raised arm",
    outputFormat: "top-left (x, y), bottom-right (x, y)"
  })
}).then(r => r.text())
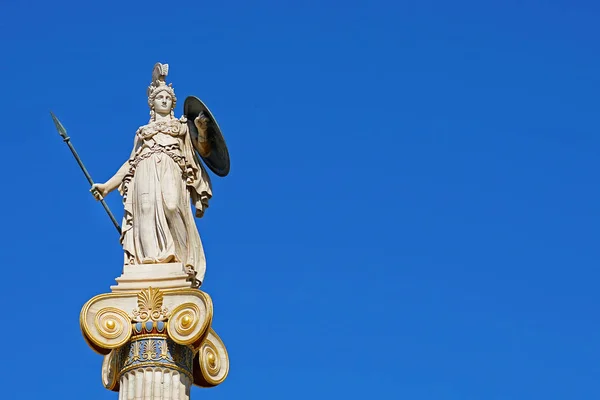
top-left (91, 62), bottom-right (230, 287)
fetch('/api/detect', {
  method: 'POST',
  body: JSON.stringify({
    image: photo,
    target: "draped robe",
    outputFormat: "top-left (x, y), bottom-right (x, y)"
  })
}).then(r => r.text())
top-left (118, 117), bottom-right (212, 284)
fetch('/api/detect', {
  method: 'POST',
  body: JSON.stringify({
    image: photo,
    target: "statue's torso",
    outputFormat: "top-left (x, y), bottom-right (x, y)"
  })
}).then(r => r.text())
top-left (136, 119), bottom-right (187, 157)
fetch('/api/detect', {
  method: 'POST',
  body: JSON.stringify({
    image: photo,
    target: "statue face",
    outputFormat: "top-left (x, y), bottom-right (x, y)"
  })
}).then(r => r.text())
top-left (153, 90), bottom-right (173, 115)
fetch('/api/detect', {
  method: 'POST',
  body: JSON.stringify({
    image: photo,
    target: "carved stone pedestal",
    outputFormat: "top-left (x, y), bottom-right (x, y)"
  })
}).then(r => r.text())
top-left (111, 263), bottom-right (193, 292)
top-left (81, 285), bottom-right (229, 399)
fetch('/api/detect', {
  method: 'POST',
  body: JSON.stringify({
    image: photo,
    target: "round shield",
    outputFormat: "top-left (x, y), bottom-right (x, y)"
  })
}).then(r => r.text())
top-left (184, 96), bottom-right (230, 177)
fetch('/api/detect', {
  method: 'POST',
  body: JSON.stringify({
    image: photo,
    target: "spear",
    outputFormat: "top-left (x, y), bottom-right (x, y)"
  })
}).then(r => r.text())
top-left (50, 111), bottom-right (122, 235)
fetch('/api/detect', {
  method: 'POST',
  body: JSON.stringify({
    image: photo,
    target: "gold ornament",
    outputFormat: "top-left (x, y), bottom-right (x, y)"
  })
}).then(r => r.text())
top-left (82, 307), bottom-right (132, 350)
top-left (195, 329), bottom-right (229, 387)
top-left (132, 287), bottom-right (169, 322)
top-left (181, 314), bottom-right (192, 328)
top-left (167, 302), bottom-right (210, 346)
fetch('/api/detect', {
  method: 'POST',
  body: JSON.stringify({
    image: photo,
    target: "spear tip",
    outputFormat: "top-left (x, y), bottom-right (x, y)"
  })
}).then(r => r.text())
top-left (50, 111), bottom-right (68, 139)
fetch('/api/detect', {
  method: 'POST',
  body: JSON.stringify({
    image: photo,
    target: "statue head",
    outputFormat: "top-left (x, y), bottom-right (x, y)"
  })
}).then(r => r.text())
top-left (147, 63), bottom-right (177, 120)
top-left (152, 89), bottom-right (174, 115)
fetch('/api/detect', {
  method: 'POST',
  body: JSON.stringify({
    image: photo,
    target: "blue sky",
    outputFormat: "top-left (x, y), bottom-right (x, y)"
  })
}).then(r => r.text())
top-left (1, 0), bottom-right (600, 398)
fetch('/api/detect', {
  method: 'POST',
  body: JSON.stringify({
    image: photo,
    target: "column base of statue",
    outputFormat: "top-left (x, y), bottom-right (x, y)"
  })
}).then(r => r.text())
top-left (81, 281), bottom-right (229, 398)
top-left (111, 263), bottom-right (194, 292)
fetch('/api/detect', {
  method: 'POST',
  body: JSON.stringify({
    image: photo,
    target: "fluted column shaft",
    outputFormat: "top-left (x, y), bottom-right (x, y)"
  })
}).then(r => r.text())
top-left (119, 368), bottom-right (192, 400)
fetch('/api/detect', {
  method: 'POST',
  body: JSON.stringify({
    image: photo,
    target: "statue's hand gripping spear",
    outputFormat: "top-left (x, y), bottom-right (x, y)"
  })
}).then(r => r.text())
top-left (50, 112), bottom-right (122, 235)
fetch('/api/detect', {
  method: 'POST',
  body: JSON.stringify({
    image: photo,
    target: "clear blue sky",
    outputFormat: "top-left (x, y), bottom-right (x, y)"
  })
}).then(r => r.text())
top-left (1, 0), bottom-right (599, 398)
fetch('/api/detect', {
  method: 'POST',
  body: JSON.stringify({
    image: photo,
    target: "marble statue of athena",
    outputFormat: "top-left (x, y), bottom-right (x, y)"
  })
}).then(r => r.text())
top-left (92, 63), bottom-right (213, 286)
